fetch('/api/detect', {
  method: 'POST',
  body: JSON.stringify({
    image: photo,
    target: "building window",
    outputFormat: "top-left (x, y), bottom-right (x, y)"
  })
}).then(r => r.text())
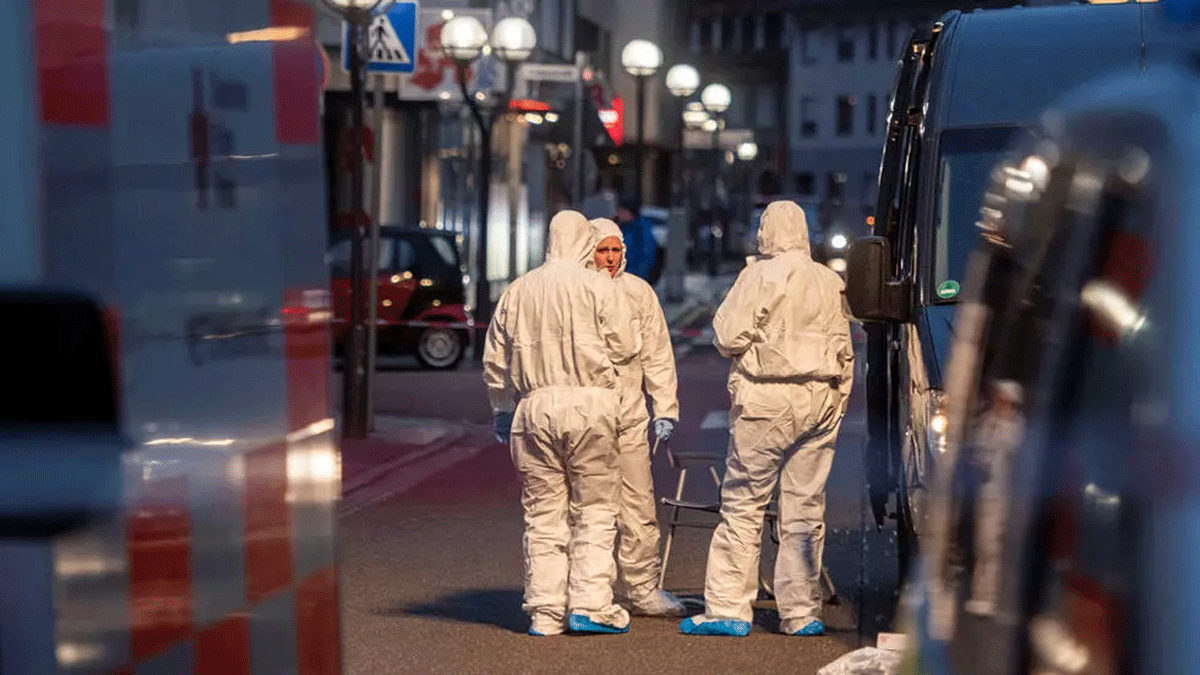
top-left (690, 19), bottom-right (701, 54)
top-left (801, 27), bottom-right (818, 64)
top-left (741, 15), bottom-right (755, 52)
top-left (721, 16), bottom-right (736, 52)
top-left (764, 12), bottom-right (782, 50)
top-left (868, 22), bottom-right (878, 60)
top-left (866, 94), bottom-right (878, 135)
top-left (755, 84), bottom-right (778, 129)
top-left (800, 96), bottom-right (818, 139)
top-left (836, 25), bottom-right (855, 62)
top-left (727, 85), bottom-right (747, 127)
top-left (863, 172), bottom-right (877, 204)
top-left (699, 19), bottom-right (712, 54)
top-left (827, 172), bottom-right (847, 201)
top-left (794, 173), bottom-right (815, 195)
top-left (836, 95), bottom-right (855, 136)
top-left (887, 18), bottom-right (898, 59)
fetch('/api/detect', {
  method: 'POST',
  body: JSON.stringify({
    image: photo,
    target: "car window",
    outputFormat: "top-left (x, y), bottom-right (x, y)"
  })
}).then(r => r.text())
top-left (394, 238), bottom-right (413, 272)
top-left (427, 236), bottom-right (457, 269)
top-left (325, 238), bottom-right (399, 279)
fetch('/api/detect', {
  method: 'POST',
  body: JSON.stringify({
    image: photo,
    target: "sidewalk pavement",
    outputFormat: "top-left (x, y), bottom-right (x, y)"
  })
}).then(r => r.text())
top-left (658, 271), bottom-right (739, 350)
top-left (340, 414), bottom-right (470, 495)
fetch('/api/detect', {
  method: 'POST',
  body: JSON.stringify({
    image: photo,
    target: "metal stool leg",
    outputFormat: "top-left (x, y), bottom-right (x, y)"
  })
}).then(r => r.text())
top-left (658, 466), bottom-right (688, 588)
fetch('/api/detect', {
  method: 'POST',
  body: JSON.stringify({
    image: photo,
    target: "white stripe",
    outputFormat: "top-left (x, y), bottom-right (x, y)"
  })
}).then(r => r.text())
top-left (339, 443), bottom-right (485, 517)
top-left (700, 410), bottom-right (728, 430)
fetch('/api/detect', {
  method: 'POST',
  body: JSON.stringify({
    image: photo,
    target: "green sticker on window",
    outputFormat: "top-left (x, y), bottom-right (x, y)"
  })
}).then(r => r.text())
top-left (937, 280), bottom-right (961, 299)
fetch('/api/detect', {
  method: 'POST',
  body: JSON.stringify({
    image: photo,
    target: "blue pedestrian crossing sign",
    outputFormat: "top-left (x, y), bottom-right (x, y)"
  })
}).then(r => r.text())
top-left (342, 1), bottom-right (418, 74)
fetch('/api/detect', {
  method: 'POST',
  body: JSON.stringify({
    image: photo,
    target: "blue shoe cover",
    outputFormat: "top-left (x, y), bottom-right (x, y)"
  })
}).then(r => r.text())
top-left (568, 614), bottom-right (629, 634)
top-left (678, 616), bottom-right (752, 636)
top-left (528, 629), bottom-right (547, 636)
top-left (790, 620), bottom-right (824, 636)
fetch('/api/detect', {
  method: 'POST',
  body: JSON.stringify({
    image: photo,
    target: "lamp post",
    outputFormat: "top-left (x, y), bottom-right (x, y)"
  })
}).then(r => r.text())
top-left (319, 0), bottom-right (396, 440)
top-left (665, 63), bottom-right (699, 215)
top-left (620, 39), bottom-right (663, 205)
top-left (700, 83), bottom-right (730, 276)
top-left (660, 64), bottom-right (699, 301)
top-left (736, 141), bottom-right (758, 251)
top-left (441, 15), bottom-right (536, 358)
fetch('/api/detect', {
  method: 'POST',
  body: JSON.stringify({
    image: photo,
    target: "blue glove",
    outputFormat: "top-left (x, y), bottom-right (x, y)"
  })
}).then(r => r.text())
top-left (653, 418), bottom-right (675, 443)
top-left (494, 412), bottom-right (514, 445)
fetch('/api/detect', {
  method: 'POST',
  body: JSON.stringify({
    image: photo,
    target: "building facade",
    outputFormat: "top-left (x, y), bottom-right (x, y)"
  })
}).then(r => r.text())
top-left (673, 0), bottom-right (1040, 233)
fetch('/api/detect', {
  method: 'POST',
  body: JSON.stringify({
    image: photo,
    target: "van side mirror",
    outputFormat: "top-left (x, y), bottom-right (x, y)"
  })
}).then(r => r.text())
top-left (845, 237), bottom-right (912, 322)
top-left (0, 289), bottom-right (126, 537)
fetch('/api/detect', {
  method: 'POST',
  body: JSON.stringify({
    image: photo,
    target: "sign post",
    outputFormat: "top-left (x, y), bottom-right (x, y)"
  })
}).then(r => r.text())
top-left (341, 2), bottom-right (417, 435)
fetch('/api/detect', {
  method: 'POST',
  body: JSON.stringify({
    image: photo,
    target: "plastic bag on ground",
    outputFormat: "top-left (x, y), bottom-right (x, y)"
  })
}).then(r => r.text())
top-left (817, 647), bottom-right (903, 675)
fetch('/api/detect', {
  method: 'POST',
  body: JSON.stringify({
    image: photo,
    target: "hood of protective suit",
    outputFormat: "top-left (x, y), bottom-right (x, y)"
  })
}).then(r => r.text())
top-left (545, 210), bottom-right (594, 265)
top-left (587, 218), bottom-right (627, 277)
top-left (757, 200), bottom-right (811, 258)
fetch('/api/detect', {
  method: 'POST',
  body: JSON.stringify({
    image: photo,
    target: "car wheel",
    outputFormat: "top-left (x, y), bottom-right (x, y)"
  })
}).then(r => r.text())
top-left (415, 326), bottom-right (464, 370)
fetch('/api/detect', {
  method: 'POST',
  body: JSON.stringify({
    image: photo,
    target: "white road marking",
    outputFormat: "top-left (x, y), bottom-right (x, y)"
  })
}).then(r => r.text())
top-left (700, 410), bottom-right (728, 430)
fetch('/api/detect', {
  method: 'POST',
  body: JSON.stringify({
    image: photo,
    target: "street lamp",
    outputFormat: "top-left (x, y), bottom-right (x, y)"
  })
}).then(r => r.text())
top-left (318, 0), bottom-right (396, 440)
top-left (621, 39), bottom-right (663, 204)
top-left (665, 63), bottom-right (700, 98)
top-left (736, 141), bottom-right (758, 249)
top-left (441, 15), bottom-right (536, 358)
top-left (683, 101), bottom-right (710, 130)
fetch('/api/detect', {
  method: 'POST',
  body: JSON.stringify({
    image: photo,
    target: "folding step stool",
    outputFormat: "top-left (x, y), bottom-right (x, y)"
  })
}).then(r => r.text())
top-left (658, 445), bottom-right (838, 603)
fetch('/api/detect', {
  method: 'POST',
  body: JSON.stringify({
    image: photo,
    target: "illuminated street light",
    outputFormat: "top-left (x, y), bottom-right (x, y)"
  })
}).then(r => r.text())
top-left (701, 83), bottom-right (731, 114)
top-left (665, 63), bottom-right (700, 98)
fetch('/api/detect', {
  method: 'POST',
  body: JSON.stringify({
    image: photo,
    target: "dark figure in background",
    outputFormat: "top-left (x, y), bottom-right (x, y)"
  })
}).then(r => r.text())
top-left (616, 197), bottom-right (659, 283)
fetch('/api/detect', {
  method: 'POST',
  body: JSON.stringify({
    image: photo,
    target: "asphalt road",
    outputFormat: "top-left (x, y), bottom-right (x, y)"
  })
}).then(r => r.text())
top-left (336, 344), bottom-right (901, 675)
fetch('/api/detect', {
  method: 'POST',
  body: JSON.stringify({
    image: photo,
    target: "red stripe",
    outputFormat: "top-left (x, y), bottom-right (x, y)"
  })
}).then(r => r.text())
top-left (244, 442), bottom-right (294, 603)
top-left (284, 289), bottom-right (332, 432)
top-left (127, 476), bottom-right (194, 662)
top-left (102, 307), bottom-right (121, 418)
top-left (271, 0), bottom-right (320, 145)
top-left (34, 0), bottom-right (109, 127)
top-left (193, 616), bottom-right (252, 675)
top-left (295, 567), bottom-right (342, 675)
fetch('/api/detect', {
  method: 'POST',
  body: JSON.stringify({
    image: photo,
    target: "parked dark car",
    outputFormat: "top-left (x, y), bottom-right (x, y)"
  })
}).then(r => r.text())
top-left (327, 227), bottom-right (472, 370)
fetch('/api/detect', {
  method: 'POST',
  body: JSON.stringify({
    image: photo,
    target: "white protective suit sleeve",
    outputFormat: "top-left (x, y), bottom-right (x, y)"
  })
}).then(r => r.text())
top-left (483, 284), bottom-right (518, 414)
top-left (635, 281), bottom-right (679, 421)
top-left (712, 265), bottom-right (772, 358)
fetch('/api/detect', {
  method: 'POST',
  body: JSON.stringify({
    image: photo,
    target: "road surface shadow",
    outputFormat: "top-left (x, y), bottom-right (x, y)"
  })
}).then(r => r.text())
top-left (390, 588), bottom-right (528, 634)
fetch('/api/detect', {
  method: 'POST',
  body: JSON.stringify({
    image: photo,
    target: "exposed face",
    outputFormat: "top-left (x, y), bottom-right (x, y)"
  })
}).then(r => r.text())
top-left (593, 236), bottom-right (622, 277)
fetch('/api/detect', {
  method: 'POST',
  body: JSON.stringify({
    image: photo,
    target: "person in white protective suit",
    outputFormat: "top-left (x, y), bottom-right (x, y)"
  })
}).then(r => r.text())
top-left (680, 200), bottom-right (854, 637)
top-left (587, 218), bottom-right (687, 617)
top-left (483, 210), bottom-right (640, 636)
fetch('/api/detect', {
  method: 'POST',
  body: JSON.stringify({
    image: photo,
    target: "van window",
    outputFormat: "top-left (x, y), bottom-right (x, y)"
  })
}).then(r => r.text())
top-left (933, 126), bottom-right (1022, 301)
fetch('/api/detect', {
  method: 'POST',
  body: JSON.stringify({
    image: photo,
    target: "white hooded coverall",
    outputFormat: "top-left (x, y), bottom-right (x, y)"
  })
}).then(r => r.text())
top-left (588, 218), bottom-right (680, 606)
top-left (702, 201), bottom-right (854, 634)
top-left (483, 211), bottom-right (639, 634)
